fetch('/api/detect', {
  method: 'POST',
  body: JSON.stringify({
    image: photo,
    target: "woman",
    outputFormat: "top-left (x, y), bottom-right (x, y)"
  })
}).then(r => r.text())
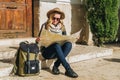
top-left (36, 8), bottom-right (78, 78)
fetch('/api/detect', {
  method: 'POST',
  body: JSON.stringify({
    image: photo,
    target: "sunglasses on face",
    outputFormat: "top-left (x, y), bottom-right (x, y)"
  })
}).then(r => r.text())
top-left (52, 17), bottom-right (60, 21)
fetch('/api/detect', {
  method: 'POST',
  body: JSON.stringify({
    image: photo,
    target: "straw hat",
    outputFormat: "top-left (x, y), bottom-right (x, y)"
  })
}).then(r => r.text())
top-left (47, 8), bottom-right (65, 19)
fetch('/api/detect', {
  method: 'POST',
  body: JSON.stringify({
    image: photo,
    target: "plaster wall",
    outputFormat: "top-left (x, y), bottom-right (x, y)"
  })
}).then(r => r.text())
top-left (33, 0), bottom-right (40, 37)
top-left (39, 2), bottom-right (71, 35)
top-left (118, 8), bottom-right (120, 41)
top-left (33, 0), bottom-right (93, 45)
top-left (70, 4), bottom-right (93, 45)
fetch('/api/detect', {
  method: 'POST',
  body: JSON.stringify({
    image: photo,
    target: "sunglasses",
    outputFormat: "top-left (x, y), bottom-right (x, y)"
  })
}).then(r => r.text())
top-left (52, 17), bottom-right (60, 21)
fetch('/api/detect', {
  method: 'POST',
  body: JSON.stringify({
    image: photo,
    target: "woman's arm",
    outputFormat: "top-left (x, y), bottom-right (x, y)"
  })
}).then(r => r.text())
top-left (62, 31), bottom-right (66, 35)
top-left (36, 22), bottom-right (46, 43)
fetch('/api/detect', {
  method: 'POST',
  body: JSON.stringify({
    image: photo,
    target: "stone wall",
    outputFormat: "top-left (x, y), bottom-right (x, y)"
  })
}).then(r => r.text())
top-left (33, 0), bottom-right (40, 37)
top-left (118, 8), bottom-right (120, 42)
top-left (33, 0), bottom-right (93, 45)
top-left (71, 4), bottom-right (93, 45)
top-left (39, 2), bottom-right (72, 35)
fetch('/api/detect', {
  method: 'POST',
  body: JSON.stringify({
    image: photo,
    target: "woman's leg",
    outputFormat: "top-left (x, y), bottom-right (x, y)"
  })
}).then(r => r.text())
top-left (42, 43), bottom-right (78, 78)
top-left (51, 42), bottom-right (78, 78)
top-left (42, 43), bottom-right (71, 70)
top-left (42, 43), bottom-right (58, 59)
top-left (54, 42), bottom-right (72, 68)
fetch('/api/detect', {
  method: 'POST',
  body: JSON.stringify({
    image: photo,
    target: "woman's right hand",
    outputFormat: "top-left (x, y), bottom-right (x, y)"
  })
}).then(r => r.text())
top-left (35, 37), bottom-right (40, 43)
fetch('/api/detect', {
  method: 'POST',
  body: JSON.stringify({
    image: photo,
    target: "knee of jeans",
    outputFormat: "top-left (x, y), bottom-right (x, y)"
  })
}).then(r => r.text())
top-left (53, 43), bottom-right (61, 49)
top-left (64, 42), bottom-right (72, 47)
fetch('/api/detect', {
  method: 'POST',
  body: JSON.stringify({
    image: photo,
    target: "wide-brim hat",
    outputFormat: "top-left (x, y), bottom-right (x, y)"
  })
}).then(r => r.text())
top-left (47, 8), bottom-right (65, 19)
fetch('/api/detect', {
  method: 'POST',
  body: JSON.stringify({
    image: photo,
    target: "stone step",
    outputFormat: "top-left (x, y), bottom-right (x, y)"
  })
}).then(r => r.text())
top-left (68, 45), bottom-right (113, 63)
top-left (0, 38), bottom-right (36, 46)
top-left (0, 62), bottom-right (13, 77)
top-left (0, 45), bottom-right (113, 62)
top-left (0, 45), bottom-right (113, 77)
top-left (0, 47), bottom-right (16, 60)
top-left (40, 45), bottom-right (113, 69)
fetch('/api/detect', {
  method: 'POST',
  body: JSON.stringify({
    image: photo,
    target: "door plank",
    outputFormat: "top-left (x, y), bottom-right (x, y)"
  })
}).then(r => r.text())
top-left (0, 0), bottom-right (32, 38)
top-left (0, 9), bottom-right (5, 30)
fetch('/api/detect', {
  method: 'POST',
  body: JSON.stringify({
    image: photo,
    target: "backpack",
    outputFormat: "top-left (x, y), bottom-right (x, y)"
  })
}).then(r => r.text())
top-left (12, 41), bottom-right (40, 76)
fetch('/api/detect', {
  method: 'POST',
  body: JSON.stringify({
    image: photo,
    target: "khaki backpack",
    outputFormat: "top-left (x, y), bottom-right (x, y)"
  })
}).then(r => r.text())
top-left (12, 41), bottom-right (40, 76)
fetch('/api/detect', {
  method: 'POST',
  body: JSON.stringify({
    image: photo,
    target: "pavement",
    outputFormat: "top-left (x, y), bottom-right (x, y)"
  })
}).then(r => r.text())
top-left (0, 43), bottom-right (120, 80)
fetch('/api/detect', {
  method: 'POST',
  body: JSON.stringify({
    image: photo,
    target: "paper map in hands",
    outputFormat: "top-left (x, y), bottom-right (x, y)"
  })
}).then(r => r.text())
top-left (38, 29), bottom-right (77, 47)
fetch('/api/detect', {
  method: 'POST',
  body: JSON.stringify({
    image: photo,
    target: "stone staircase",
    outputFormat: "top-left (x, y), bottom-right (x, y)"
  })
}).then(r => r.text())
top-left (0, 38), bottom-right (36, 77)
top-left (0, 38), bottom-right (113, 77)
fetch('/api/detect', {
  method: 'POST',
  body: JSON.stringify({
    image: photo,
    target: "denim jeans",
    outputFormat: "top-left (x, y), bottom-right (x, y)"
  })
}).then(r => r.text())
top-left (42, 42), bottom-right (72, 70)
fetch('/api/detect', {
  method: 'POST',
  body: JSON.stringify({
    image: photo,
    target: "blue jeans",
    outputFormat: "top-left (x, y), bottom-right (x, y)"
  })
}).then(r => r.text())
top-left (42, 42), bottom-right (72, 70)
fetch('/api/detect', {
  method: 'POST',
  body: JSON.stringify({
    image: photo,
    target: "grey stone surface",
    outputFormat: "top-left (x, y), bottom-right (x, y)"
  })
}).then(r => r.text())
top-left (0, 47), bottom-right (16, 60)
top-left (0, 44), bottom-right (120, 80)
top-left (68, 45), bottom-right (113, 63)
top-left (0, 44), bottom-right (113, 78)
top-left (0, 62), bottom-right (13, 77)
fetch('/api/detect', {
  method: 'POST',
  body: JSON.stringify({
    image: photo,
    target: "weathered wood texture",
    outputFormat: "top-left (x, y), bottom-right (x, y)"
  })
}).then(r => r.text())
top-left (0, 0), bottom-right (32, 38)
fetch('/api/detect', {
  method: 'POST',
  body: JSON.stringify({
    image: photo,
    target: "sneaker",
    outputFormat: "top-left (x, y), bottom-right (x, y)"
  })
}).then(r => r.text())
top-left (65, 68), bottom-right (78, 78)
top-left (52, 66), bottom-right (60, 75)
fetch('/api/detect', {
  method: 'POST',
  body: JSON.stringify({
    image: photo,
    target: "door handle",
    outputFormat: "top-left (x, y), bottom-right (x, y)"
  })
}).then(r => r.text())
top-left (6, 6), bottom-right (17, 9)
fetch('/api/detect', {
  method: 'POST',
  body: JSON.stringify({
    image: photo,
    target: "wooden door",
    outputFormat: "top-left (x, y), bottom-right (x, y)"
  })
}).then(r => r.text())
top-left (0, 0), bottom-right (32, 38)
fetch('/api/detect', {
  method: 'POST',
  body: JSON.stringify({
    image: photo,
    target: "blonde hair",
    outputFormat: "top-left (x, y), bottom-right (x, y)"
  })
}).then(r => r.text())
top-left (45, 12), bottom-right (65, 31)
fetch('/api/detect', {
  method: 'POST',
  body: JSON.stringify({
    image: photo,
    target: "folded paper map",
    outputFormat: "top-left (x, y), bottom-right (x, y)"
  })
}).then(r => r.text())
top-left (38, 29), bottom-right (77, 47)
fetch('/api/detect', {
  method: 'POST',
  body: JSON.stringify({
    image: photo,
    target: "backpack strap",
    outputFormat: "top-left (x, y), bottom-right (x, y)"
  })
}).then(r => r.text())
top-left (27, 48), bottom-right (30, 61)
top-left (10, 48), bottom-right (20, 76)
top-left (38, 23), bottom-right (46, 37)
top-left (26, 48), bottom-right (31, 74)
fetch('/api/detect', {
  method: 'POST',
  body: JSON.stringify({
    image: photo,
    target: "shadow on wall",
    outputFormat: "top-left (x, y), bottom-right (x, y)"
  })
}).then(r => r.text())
top-left (117, 8), bottom-right (120, 42)
top-left (33, 0), bottom-right (40, 37)
top-left (71, 4), bottom-right (90, 44)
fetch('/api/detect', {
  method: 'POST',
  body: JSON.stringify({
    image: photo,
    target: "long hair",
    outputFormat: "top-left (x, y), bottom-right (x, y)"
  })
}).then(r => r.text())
top-left (45, 12), bottom-right (65, 31)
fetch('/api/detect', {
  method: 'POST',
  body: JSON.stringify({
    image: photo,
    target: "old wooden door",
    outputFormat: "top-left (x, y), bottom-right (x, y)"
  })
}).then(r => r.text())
top-left (0, 0), bottom-right (32, 38)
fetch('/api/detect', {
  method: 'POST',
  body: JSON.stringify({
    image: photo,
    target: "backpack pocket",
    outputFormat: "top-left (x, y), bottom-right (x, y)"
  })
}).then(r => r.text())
top-left (24, 60), bottom-right (39, 74)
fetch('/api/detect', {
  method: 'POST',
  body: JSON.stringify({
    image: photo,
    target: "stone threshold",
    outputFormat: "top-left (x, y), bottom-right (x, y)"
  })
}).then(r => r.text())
top-left (0, 38), bottom-right (36, 46)
top-left (68, 45), bottom-right (113, 63)
top-left (40, 45), bottom-right (113, 69)
top-left (0, 45), bottom-right (113, 77)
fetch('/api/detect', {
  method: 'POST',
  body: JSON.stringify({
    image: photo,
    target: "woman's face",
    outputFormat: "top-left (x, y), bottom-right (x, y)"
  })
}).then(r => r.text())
top-left (52, 13), bottom-right (61, 26)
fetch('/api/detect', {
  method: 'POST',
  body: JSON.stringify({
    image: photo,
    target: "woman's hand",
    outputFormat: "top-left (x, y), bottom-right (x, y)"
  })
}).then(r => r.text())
top-left (36, 37), bottom-right (40, 43)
